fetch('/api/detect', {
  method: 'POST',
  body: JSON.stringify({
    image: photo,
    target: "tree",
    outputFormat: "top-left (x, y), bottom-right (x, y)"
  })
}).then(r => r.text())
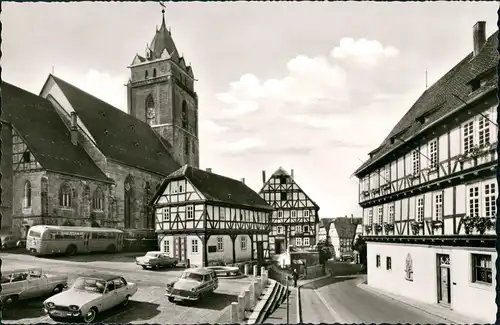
top-left (317, 238), bottom-right (333, 275)
top-left (353, 236), bottom-right (367, 268)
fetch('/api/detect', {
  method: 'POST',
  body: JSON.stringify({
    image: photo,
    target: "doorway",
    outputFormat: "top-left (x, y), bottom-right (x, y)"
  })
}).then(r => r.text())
top-left (275, 239), bottom-right (284, 254)
top-left (437, 254), bottom-right (451, 305)
top-left (256, 241), bottom-right (264, 264)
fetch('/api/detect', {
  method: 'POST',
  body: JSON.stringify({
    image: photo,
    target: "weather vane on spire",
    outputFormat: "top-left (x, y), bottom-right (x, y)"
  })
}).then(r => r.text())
top-left (159, 1), bottom-right (166, 14)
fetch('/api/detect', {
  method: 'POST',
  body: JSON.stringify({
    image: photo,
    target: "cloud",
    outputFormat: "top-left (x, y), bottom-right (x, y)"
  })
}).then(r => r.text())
top-left (200, 120), bottom-right (230, 134)
top-left (216, 138), bottom-right (264, 153)
top-left (326, 139), bottom-right (376, 149)
top-left (331, 37), bottom-right (400, 66)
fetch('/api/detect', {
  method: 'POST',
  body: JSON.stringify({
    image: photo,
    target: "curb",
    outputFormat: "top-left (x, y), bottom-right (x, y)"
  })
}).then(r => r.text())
top-left (357, 283), bottom-right (480, 324)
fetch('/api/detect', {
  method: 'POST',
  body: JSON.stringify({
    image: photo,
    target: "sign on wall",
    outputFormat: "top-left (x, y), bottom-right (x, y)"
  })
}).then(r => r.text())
top-left (405, 253), bottom-right (413, 281)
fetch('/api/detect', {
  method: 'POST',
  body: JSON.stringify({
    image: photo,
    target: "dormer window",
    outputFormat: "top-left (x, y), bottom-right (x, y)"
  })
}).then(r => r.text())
top-left (390, 137), bottom-right (395, 145)
top-left (22, 151), bottom-right (31, 163)
top-left (470, 78), bottom-right (481, 92)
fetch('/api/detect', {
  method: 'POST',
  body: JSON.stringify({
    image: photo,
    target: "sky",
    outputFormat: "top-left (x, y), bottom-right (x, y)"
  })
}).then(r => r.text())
top-left (2, 2), bottom-right (498, 219)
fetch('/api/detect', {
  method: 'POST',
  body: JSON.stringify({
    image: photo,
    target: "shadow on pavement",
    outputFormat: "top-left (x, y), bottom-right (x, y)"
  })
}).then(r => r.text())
top-left (98, 300), bottom-right (161, 323)
top-left (301, 275), bottom-right (359, 290)
top-left (2, 297), bottom-right (46, 321)
top-left (47, 252), bottom-right (142, 263)
top-left (176, 292), bottom-right (238, 311)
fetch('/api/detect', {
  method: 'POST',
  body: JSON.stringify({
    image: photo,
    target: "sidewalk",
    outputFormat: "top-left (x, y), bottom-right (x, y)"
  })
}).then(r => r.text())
top-left (358, 282), bottom-right (486, 324)
top-left (264, 287), bottom-right (298, 324)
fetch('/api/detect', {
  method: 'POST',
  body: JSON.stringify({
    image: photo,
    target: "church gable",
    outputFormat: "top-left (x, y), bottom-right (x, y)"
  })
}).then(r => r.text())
top-left (12, 128), bottom-right (43, 172)
top-left (131, 54), bottom-right (146, 66)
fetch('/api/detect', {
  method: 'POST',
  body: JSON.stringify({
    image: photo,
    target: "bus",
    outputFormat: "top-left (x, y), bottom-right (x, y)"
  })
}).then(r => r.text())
top-left (26, 225), bottom-right (124, 256)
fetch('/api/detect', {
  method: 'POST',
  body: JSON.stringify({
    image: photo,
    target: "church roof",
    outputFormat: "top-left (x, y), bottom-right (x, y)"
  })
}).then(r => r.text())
top-left (153, 165), bottom-right (274, 211)
top-left (150, 14), bottom-right (179, 61)
top-left (1, 82), bottom-right (111, 183)
top-left (49, 75), bottom-right (180, 176)
top-left (354, 29), bottom-right (499, 176)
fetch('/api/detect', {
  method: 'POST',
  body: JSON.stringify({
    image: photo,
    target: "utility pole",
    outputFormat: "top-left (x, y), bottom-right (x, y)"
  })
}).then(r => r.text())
top-left (286, 275), bottom-right (289, 324)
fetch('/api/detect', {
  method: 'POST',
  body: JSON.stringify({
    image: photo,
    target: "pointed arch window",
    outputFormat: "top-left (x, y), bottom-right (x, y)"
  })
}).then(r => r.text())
top-left (59, 183), bottom-right (72, 208)
top-left (41, 177), bottom-right (49, 216)
top-left (92, 187), bottom-right (104, 210)
top-left (23, 181), bottom-right (32, 208)
top-left (182, 101), bottom-right (188, 129)
top-left (153, 68), bottom-right (157, 78)
top-left (145, 70), bottom-right (149, 79)
top-left (146, 95), bottom-right (155, 125)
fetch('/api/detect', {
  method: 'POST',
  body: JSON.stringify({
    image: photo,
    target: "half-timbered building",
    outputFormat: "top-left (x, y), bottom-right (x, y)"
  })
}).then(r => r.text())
top-left (152, 166), bottom-right (274, 267)
top-left (259, 167), bottom-right (320, 255)
top-left (353, 22), bottom-right (497, 323)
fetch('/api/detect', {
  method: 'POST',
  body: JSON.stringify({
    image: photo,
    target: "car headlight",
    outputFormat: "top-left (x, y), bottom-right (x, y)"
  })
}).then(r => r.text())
top-left (191, 287), bottom-right (199, 292)
top-left (69, 305), bottom-right (80, 311)
top-left (46, 302), bottom-right (55, 309)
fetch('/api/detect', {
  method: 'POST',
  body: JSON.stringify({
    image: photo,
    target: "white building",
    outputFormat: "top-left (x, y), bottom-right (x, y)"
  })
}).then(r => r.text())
top-left (353, 22), bottom-right (497, 323)
top-left (152, 165), bottom-right (273, 267)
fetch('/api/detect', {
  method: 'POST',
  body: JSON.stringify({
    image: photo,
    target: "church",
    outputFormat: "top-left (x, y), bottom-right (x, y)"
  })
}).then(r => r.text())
top-left (1, 11), bottom-right (199, 238)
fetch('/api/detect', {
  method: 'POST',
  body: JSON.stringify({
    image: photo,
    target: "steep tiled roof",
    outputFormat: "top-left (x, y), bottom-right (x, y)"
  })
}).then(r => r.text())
top-left (1, 82), bottom-right (111, 183)
top-left (155, 165), bottom-right (274, 211)
top-left (354, 30), bottom-right (499, 176)
top-left (50, 75), bottom-right (180, 176)
top-left (150, 15), bottom-right (179, 61)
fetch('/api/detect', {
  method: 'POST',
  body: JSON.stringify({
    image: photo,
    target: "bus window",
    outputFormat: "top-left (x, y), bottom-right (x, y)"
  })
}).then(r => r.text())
top-left (92, 233), bottom-right (98, 239)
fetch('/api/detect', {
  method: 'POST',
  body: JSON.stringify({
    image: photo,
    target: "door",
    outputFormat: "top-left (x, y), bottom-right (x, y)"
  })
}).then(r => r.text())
top-left (437, 254), bottom-right (451, 305)
top-left (83, 233), bottom-right (90, 252)
top-left (25, 270), bottom-right (46, 298)
top-left (256, 241), bottom-right (264, 263)
top-left (275, 239), bottom-right (283, 255)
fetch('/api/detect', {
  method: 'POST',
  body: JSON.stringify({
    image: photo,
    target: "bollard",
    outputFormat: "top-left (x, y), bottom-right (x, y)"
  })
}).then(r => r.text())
top-left (238, 294), bottom-right (245, 321)
top-left (260, 266), bottom-right (265, 277)
top-left (253, 280), bottom-right (260, 300)
top-left (244, 289), bottom-right (251, 310)
top-left (230, 302), bottom-right (238, 323)
top-left (262, 270), bottom-right (268, 286)
top-left (244, 264), bottom-right (250, 276)
top-left (253, 265), bottom-right (258, 277)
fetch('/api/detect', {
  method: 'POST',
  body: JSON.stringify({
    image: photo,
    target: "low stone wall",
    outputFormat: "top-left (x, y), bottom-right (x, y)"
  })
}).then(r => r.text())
top-left (304, 264), bottom-right (325, 279)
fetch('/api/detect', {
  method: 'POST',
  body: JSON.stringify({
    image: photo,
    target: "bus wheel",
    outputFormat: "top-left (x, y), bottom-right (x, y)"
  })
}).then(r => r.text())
top-left (65, 245), bottom-right (77, 256)
top-left (106, 244), bottom-right (116, 253)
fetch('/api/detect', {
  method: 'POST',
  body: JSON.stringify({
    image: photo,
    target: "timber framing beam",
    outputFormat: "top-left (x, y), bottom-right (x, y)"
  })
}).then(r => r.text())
top-left (364, 234), bottom-right (496, 248)
top-left (155, 229), bottom-right (269, 236)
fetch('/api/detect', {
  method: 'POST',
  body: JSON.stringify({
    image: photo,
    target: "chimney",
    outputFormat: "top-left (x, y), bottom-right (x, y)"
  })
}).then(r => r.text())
top-left (291, 169), bottom-right (294, 179)
top-left (473, 21), bottom-right (486, 57)
top-left (206, 168), bottom-right (212, 173)
top-left (241, 178), bottom-right (245, 184)
top-left (70, 112), bottom-right (78, 146)
top-left (262, 170), bottom-right (266, 184)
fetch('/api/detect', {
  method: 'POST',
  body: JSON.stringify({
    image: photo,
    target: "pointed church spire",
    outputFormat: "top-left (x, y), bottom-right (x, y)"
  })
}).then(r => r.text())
top-left (160, 1), bottom-right (166, 28)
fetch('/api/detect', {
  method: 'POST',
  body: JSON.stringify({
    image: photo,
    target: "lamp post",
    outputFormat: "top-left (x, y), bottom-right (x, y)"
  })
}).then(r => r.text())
top-left (286, 275), bottom-right (289, 324)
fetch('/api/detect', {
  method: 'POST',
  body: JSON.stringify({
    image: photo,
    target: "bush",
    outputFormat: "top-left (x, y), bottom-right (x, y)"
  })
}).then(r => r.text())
top-left (353, 236), bottom-right (367, 266)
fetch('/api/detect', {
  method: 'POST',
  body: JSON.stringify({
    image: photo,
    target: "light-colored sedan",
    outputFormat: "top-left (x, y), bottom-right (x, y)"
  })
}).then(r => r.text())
top-left (135, 251), bottom-right (178, 269)
top-left (1, 268), bottom-right (68, 305)
top-left (165, 268), bottom-right (218, 303)
top-left (43, 274), bottom-right (138, 323)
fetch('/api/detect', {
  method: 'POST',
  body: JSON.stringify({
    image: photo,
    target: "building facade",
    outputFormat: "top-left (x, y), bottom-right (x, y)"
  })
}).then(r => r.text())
top-left (152, 166), bottom-right (273, 267)
top-left (354, 22), bottom-right (497, 323)
top-left (2, 13), bottom-right (193, 237)
top-left (318, 216), bottom-right (362, 259)
top-left (259, 167), bottom-right (320, 255)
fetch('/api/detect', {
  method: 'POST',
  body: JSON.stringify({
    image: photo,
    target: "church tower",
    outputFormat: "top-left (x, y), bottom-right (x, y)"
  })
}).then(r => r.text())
top-left (126, 9), bottom-right (199, 168)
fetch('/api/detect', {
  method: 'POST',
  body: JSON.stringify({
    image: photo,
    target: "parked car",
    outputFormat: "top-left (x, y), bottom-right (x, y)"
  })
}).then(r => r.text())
top-left (135, 251), bottom-right (178, 269)
top-left (16, 239), bottom-right (27, 249)
top-left (165, 268), bottom-right (218, 303)
top-left (1, 235), bottom-right (21, 250)
top-left (43, 273), bottom-right (138, 323)
top-left (1, 268), bottom-right (68, 305)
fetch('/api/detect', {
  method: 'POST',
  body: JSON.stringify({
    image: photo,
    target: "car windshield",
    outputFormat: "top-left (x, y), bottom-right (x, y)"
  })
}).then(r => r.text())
top-left (180, 272), bottom-right (203, 282)
top-left (72, 277), bottom-right (107, 293)
top-left (146, 252), bottom-right (159, 257)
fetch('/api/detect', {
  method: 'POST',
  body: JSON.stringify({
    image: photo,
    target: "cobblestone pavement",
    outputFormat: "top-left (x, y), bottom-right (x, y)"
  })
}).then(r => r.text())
top-left (1, 253), bottom-right (253, 324)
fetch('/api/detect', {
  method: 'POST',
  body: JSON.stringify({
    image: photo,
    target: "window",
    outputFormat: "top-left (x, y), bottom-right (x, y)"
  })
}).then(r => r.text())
top-left (484, 182), bottom-right (496, 217)
top-left (373, 174), bottom-right (379, 189)
top-left (468, 186), bottom-right (480, 217)
top-left (364, 176), bottom-right (370, 191)
top-left (303, 238), bottom-right (310, 246)
top-left (304, 225), bottom-right (309, 233)
top-left (472, 254), bottom-right (492, 284)
top-left (277, 226), bottom-right (283, 234)
top-left (192, 239), bottom-right (199, 253)
top-left (179, 185), bottom-right (183, 193)
top-left (113, 278), bottom-right (126, 289)
top-left (92, 188), bottom-right (104, 210)
top-left (412, 150), bottom-right (420, 175)
top-left (377, 206), bottom-right (383, 224)
top-left (368, 209), bottom-right (373, 225)
top-left (217, 237), bottom-right (223, 251)
top-left (59, 183), bottom-right (72, 208)
top-left (28, 270), bottom-right (42, 279)
top-left (186, 205), bottom-right (194, 220)
top-left (22, 151), bottom-right (31, 163)
top-left (153, 68), bottom-right (157, 78)
top-left (304, 210), bottom-right (310, 217)
top-left (388, 204), bottom-right (395, 224)
top-left (296, 238), bottom-right (302, 246)
top-left (240, 236), bottom-right (247, 250)
top-left (145, 70), bottom-right (149, 79)
top-left (280, 192), bottom-right (287, 201)
top-left (163, 240), bottom-right (170, 253)
top-left (386, 257), bottom-right (392, 270)
top-left (434, 193), bottom-right (443, 220)
top-left (291, 210), bottom-right (296, 218)
top-left (478, 114), bottom-right (490, 147)
top-left (417, 197), bottom-right (424, 222)
top-left (23, 181), bottom-right (31, 208)
top-left (296, 225), bottom-right (302, 233)
top-left (278, 211), bottom-right (283, 218)
top-left (182, 101), bottom-right (188, 129)
top-left (463, 121), bottom-right (474, 154)
top-left (162, 208), bottom-right (170, 221)
top-left (376, 255), bottom-right (381, 267)
top-left (384, 165), bottom-right (391, 183)
top-left (429, 139), bottom-right (438, 169)
top-left (470, 79), bottom-right (481, 92)
top-left (11, 272), bottom-right (28, 283)
top-left (220, 208), bottom-right (226, 221)
top-left (279, 176), bottom-right (287, 184)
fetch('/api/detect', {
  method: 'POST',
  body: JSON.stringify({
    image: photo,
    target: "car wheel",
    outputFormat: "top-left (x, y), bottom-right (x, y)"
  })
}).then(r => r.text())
top-left (83, 307), bottom-right (98, 323)
top-left (168, 297), bottom-right (175, 303)
top-left (122, 295), bottom-right (131, 306)
top-left (52, 284), bottom-right (65, 295)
